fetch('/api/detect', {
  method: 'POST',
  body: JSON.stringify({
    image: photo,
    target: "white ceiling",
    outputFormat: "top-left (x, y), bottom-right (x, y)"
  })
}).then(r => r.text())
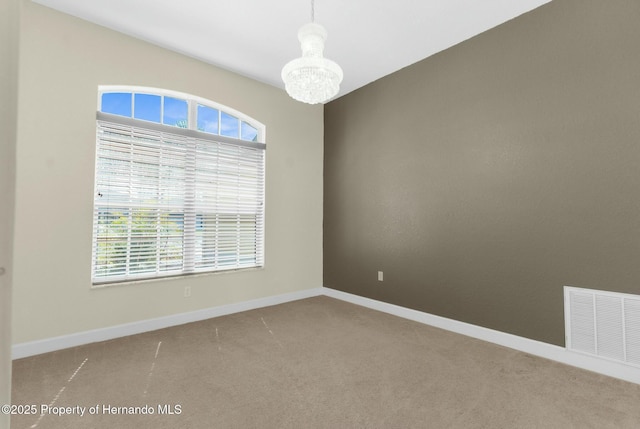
top-left (33, 0), bottom-right (552, 102)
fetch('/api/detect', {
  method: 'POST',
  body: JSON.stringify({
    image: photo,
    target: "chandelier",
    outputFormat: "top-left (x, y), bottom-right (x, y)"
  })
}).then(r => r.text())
top-left (281, 0), bottom-right (343, 104)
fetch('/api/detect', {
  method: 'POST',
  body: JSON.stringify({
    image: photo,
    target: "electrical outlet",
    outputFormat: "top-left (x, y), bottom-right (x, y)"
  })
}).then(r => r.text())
top-left (378, 271), bottom-right (383, 282)
top-left (184, 286), bottom-right (191, 297)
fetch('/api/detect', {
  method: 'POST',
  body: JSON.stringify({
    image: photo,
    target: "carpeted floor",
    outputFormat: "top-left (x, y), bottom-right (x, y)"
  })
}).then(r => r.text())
top-left (11, 296), bottom-right (640, 428)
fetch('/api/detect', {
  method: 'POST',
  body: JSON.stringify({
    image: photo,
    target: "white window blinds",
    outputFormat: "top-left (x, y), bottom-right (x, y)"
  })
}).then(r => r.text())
top-left (92, 113), bottom-right (265, 284)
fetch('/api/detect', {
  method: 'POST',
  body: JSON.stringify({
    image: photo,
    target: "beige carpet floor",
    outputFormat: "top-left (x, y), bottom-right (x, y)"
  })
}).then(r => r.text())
top-left (11, 296), bottom-right (640, 428)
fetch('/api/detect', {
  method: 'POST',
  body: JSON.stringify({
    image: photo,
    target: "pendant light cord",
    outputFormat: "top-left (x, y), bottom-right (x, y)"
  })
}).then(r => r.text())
top-left (311, 0), bottom-right (315, 22)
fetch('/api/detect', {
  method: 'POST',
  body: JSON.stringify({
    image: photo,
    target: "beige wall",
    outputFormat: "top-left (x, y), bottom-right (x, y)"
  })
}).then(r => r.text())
top-left (1, 0), bottom-right (19, 423)
top-left (324, 0), bottom-right (640, 346)
top-left (13, 1), bottom-right (324, 344)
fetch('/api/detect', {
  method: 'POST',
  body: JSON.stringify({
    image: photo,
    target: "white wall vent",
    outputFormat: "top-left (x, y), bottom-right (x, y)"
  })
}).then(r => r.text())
top-left (565, 286), bottom-right (640, 367)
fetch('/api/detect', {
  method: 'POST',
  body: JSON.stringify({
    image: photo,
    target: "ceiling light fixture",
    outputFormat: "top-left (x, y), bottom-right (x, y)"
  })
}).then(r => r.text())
top-left (281, 0), bottom-right (343, 104)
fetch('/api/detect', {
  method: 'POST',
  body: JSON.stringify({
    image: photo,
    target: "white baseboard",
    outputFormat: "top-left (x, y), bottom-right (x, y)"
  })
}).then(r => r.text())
top-left (13, 285), bottom-right (640, 385)
top-left (12, 287), bottom-right (323, 360)
top-left (323, 287), bottom-right (640, 385)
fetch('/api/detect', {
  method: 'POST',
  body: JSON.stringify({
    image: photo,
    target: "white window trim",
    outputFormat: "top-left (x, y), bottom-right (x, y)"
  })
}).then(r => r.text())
top-left (92, 86), bottom-right (266, 286)
top-left (97, 85), bottom-right (266, 143)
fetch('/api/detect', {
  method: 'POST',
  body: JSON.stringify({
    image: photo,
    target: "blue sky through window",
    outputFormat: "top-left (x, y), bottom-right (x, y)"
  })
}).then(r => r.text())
top-left (220, 112), bottom-right (239, 138)
top-left (241, 122), bottom-right (258, 142)
top-left (134, 93), bottom-right (161, 123)
top-left (163, 97), bottom-right (188, 127)
top-left (100, 90), bottom-right (260, 142)
top-left (197, 104), bottom-right (219, 134)
top-left (101, 92), bottom-right (132, 117)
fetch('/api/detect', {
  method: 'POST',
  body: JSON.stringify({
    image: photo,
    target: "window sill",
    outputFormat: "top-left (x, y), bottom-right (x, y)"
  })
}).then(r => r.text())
top-left (90, 266), bottom-right (265, 290)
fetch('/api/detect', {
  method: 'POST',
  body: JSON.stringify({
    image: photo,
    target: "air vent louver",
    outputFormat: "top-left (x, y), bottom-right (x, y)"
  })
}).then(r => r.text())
top-left (566, 286), bottom-right (640, 367)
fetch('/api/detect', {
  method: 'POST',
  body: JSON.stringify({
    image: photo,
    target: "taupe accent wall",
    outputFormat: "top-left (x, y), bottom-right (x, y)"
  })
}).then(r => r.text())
top-left (324, 0), bottom-right (640, 346)
top-left (1, 0), bottom-right (19, 422)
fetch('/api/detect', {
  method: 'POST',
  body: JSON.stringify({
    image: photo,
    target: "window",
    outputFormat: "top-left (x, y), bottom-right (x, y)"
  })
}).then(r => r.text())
top-left (92, 86), bottom-right (265, 285)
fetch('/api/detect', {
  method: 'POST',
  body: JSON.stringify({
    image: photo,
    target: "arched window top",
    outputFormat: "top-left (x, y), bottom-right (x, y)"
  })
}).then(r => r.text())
top-left (98, 85), bottom-right (265, 143)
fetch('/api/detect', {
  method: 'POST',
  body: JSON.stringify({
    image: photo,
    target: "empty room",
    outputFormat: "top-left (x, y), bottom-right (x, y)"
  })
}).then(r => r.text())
top-left (2, 0), bottom-right (640, 427)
